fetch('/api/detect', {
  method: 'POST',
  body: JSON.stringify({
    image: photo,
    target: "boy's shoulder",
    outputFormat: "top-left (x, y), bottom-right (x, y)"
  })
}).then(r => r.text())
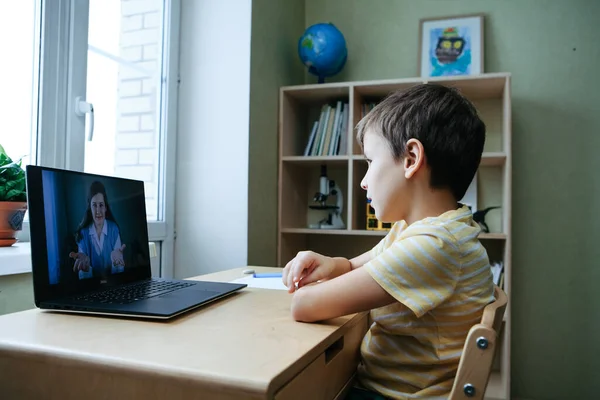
top-left (363, 204), bottom-right (488, 318)
top-left (412, 204), bottom-right (480, 244)
top-left (374, 204), bottom-right (479, 256)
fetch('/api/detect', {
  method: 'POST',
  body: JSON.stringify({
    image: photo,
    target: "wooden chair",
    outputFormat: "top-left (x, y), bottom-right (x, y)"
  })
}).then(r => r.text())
top-left (449, 285), bottom-right (508, 400)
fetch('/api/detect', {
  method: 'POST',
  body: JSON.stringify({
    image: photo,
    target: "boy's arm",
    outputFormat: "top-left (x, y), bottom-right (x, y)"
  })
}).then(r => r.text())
top-left (330, 249), bottom-right (374, 275)
top-left (291, 266), bottom-right (395, 322)
top-left (284, 224), bottom-right (396, 291)
top-left (348, 250), bottom-right (373, 270)
top-left (291, 228), bottom-right (461, 322)
top-left (283, 249), bottom-right (374, 292)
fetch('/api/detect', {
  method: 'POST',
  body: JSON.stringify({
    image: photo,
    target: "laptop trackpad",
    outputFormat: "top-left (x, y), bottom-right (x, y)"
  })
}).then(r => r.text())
top-left (128, 289), bottom-right (225, 316)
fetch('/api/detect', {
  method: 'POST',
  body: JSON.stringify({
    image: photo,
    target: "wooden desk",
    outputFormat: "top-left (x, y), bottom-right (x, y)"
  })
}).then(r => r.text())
top-left (0, 267), bottom-right (368, 399)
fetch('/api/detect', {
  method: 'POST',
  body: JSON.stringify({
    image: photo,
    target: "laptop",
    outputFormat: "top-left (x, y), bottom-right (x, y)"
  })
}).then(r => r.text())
top-left (25, 165), bottom-right (247, 319)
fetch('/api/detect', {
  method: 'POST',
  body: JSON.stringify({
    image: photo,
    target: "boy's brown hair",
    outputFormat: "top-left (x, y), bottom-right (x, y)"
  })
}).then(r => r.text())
top-left (356, 83), bottom-right (486, 201)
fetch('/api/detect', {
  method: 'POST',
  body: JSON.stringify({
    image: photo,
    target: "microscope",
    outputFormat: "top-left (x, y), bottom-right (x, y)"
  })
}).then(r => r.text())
top-left (308, 165), bottom-right (345, 229)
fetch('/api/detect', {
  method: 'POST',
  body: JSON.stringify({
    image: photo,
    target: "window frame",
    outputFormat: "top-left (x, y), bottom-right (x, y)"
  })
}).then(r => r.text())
top-left (4, 0), bottom-right (180, 279)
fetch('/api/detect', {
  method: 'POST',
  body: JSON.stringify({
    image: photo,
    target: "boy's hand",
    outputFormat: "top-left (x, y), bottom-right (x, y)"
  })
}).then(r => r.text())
top-left (282, 251), bottom-right (337, 293)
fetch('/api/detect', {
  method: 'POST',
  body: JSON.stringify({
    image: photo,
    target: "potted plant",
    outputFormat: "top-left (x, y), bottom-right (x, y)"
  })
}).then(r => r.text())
top-left (0, 144), bottom-right (27, 247)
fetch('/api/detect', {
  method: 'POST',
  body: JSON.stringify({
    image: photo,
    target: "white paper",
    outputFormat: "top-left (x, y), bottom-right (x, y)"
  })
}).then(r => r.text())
top-left (490, 262), bottom-right (504, 285)
top-left (230, 276), bottom-right (289, 291)
top-left (461, 172), bottom-right (478, 212)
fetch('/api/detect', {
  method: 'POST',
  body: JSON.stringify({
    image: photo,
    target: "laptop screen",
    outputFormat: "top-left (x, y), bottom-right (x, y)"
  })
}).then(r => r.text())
top-left (27, 166), bottom-right (152, 299)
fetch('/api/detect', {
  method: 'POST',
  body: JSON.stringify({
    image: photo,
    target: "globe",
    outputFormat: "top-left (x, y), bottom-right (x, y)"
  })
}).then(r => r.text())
top-left (298, 23), bottom-right (347, 83)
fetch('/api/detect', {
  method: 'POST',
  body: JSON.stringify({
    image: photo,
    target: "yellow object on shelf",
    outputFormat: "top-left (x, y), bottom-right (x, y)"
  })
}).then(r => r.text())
top-left (366, 203), bottom-right (392, 231)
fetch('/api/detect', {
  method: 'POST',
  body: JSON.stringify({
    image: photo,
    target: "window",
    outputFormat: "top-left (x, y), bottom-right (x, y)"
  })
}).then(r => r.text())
top-left (0, 0), bottom-right (180, 279)
top-left (85, 0), bottom-right (166, 221)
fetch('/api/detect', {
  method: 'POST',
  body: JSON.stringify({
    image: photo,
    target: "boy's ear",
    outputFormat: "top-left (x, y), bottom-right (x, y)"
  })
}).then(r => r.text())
top-left (403, 138), bottom-right (425, 179)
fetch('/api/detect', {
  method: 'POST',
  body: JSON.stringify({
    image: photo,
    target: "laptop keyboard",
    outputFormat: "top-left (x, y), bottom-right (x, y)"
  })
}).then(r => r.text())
top-left (74, 280), bottom-right (196, 305)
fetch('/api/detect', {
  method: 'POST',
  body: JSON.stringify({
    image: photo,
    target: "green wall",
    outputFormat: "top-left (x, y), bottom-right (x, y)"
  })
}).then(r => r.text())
top-left (0, 273), bottom-right (34, 315)
top-left (247, 0), bottom-right (306, 266)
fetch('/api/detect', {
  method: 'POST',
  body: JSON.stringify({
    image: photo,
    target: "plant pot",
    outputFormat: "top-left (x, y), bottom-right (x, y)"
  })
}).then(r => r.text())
top-left (0, 201), bottom-right (27, 247)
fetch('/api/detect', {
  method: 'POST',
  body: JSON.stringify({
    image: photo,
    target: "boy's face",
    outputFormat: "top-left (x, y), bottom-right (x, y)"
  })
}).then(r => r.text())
top-left (360, 130), bottom-right (409, 222)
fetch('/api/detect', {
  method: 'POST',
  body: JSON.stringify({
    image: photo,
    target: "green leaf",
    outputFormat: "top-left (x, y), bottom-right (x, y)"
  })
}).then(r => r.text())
top-left (0, 145), bottom-right (26, 202)
top-left (6, 189), bottom-right (20, 200)
top-left (0, 153), bottom-right (10, 166)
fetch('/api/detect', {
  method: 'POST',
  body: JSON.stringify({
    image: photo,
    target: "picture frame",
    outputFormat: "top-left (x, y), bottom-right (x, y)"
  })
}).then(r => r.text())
top-left (418, 14), bottom-right (484, 78)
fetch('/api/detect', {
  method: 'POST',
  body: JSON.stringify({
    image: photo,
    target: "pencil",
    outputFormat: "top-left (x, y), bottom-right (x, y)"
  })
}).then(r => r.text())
top-left (253, 273), bottom-right (283, 278)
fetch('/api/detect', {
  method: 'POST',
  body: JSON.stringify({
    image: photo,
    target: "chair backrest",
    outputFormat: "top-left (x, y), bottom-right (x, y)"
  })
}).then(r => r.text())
top-left (448, 285), bottom-right (508, 400)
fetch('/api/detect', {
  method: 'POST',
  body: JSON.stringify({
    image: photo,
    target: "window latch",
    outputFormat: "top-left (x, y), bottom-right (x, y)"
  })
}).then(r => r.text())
top-left (74, 96), bottom-right (95, 141)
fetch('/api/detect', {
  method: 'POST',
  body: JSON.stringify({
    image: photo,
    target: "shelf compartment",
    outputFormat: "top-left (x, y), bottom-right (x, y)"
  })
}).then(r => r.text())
top-left (476, 98), bottom-right (505, 153)
top-left (477, 166), bottom-right (505, 235)
top-left (280, 162), bottom-right (348, 230)
top-left (280, 86), bottom-right (350, 157)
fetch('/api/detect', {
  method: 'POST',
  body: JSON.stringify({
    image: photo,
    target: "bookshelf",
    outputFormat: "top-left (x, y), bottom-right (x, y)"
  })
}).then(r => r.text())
top-left (277, 73), bottom-right (511, 400)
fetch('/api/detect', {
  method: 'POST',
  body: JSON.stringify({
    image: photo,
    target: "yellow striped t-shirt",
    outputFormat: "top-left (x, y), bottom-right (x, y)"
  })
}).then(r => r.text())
top-left (357, 205), bottom-right (494, 399)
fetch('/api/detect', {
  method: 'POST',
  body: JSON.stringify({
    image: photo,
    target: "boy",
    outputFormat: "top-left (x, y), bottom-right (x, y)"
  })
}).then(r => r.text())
top-left (282, 83), bottom-right (494, 399)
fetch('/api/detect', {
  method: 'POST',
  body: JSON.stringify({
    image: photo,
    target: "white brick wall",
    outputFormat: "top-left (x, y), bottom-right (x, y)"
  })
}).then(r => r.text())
top-left (121, 15), bottom-right (143, 32)
top-left (141, 78), bottom-right (155, 94)
top-left (118, 61), bottom-right (156, 80)
top-left (117, 0), bottom-right (162, 219)
top-left (116, 165), bottom-right (154, 182)
top-left (122, 0), bottom-right (158, 16)
top-left (143, 12), bottom-right (161, 28)
top-left (138, 149), bottom-right (155, 164)
top-left (115, 149), bottom-right (139, 165)
top-left (143, 44), bottom-right (158, 60)
top-left (117, 115), bottom-right (140, 131)
top-left (119, 96), bottom-right (154, 113)
top-left (121, 29), bottom-right (158, 47)
top-left (119, 80), bottom-right (143, 98)
top-left (120, 46), bottom-right (142, 62)
top-left (115, 132), bottom-right (154, 149)
top-left (140, 114), bottom-right (154, 130)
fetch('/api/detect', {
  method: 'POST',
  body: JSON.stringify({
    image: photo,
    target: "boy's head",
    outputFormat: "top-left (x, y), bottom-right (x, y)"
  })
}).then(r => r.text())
top-left (356, 83), bottom-right (485, 222)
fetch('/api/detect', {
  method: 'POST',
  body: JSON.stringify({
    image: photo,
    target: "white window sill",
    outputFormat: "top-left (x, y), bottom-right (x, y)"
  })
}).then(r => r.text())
top-left (0, 242), bottom-right (158, 277)
top-left (0, 242), bottom-right (32, 276)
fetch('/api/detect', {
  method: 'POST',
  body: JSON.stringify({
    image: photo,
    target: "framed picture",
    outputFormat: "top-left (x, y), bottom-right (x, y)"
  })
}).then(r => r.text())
top-left (418, 14), bottom-right (484, 77)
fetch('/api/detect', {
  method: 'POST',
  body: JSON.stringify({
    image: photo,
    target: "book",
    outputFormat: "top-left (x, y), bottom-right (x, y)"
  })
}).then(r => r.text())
top-left (303, 121), bottom-right (319, 156)
top-left (302, 101), bottom-right (350, 156)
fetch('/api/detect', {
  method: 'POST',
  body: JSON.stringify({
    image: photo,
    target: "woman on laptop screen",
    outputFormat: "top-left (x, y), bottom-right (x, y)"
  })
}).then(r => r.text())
top-left (69, 181), bottom-right (126, 280)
